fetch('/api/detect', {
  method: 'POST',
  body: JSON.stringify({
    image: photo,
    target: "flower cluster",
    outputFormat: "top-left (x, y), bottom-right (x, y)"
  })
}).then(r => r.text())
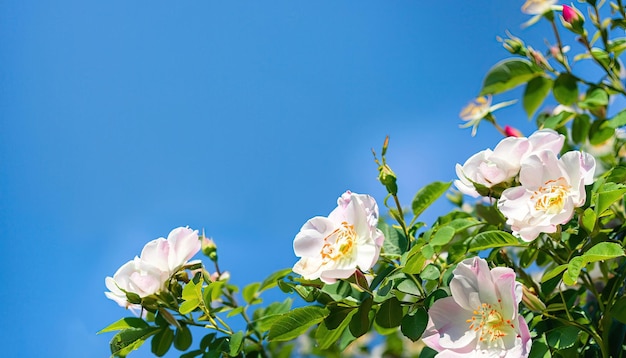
top-left (105, 227), bottom-right (201, 312)
top-left (456, 129), bottom-right (596, 241)
top-left (292, 190), bottom-right (385, 283)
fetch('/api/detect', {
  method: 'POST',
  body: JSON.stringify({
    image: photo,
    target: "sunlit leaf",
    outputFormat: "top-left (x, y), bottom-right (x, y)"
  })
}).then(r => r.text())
top-left (412, 181), bottom-right (451, 219)
top-left (480, 58), bottom-right (542, 95)
top-left (523, 76), bottom-right (553, 118)
top-left (268, 306), bottom-right (329, 342)
top-left (468, 231), bottom-right (524, 252)
top-left (553, 73), bottom-right (578, 105)
top-left (98, 317), bottom-right (149, 334)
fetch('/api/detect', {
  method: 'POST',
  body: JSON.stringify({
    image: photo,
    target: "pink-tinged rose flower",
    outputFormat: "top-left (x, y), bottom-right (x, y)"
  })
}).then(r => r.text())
top-left (105, 257), bottom-right (169, 310)
top-left (292, 191), bottom-right (385, 284)
top-left (140, 226), bottom-right (201, 273)
top-left (521, 0), bottom-right (557, 15)
top-left (105, 227), bottom-right (201, 311)
top-left (455, 129), bottom-right (564, 198)
top-left (423, 257), bottom-right (532, 357)
top-left (498, 150), bottom-right (596, 241)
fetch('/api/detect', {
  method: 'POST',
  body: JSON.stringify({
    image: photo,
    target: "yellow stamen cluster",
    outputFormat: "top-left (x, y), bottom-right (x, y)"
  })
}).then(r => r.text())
top-left (530, 177), bottom-right (571, 214)
top-left (466, 300), bottom-right (515, 345)
top-left (320, 221), bottom-right (356, 262)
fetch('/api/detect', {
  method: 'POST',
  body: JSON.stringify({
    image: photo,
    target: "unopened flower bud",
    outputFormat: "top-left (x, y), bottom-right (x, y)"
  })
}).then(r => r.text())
top-left (521, 285), bottom-right (546, 312)
top-left (378, 163), bottom-right (398, 195)
top-left (561, 4), bottom-right (585, 34)
top-left (202, 236), bottom-right (218, 262)
top-left (498, 32), bottom-right (527, 56)
top-left (504, 125), bottom-right (523, 137)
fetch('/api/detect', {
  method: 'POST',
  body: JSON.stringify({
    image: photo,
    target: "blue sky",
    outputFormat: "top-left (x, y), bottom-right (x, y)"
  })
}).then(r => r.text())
top-left (1, 1), bottom-right (551, 357)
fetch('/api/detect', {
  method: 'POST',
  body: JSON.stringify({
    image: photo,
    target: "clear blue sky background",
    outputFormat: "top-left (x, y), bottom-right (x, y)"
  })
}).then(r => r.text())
top-left (1, 1), bottom-right (553, 357)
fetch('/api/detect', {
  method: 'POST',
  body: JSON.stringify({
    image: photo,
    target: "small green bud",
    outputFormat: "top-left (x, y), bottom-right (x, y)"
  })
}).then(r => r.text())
top-left (201, 236), bottom-right (218, 262)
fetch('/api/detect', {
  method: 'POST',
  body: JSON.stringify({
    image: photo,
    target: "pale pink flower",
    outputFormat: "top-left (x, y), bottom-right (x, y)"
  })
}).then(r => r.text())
top-left (105, 227), bottom-right (201, 311)
top-left (105, 257), bottom-right (169, 309)
top-left (455, 129), bottom-right (564, 197)
top-left (498, 150), bottom-right (596, 241)
top-left (423, 257), bottom-right (532, 357)
top-left (292, 191), bottom-right (384, 283)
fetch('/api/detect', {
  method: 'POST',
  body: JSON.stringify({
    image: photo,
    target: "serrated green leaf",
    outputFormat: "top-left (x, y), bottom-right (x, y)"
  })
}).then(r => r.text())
top-left (99, 317), bottom-right (149, 334)
top-left (595, 184), bottom-right (626, 216)
top-left (468, 231), bottom-right (524, 252)
top-left (268, 306), bottom-right (329, 342)
top-left (380, 221), bottom-right (408, 255)
top-left (523, 76), bottom-right (553, 118)
top-left (259, 268), bottom-right (293, 291)
top-left (582, 242), bottom-right (625, 262)
top-left (480, 58), bottom-right (542, 95)
top-left (430, 226), bottom-right (455, 246)
top-left (110, 327), bottom-right (160, 358)
top-left (546, 326), bottom-right (579, 349)
top-left (151, 328), bottom-right (174, 357)
top-left (375, 297), bottom-right (403, 329)
top-left (541, 264), bottom-right (568, 283)
top-left (316, 308), bottom-right (356, 350)
top-left (228, 331), bottom-right (244, 357)
top-left (553, 73), bottom-right (578, 105)
top-left (412, 181), bottom-right (451, 219)
top-left (400, 307), bottom-right (428, 342)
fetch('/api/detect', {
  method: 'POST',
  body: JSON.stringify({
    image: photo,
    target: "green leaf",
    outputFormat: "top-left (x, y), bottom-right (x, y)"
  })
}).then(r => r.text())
top-left (110, 327), bottom-right (160, 358)
top-left (552, 73), bottom-right (578, 105)
top-left (375, 297), bottom-right (403, 329)
top-left (589, 119), bottom-right (615, 145)
top-left (259, 268), bottom-right (293, 291)
top-left (349, 297), bottom-right (373, 338)
top-left (546, 326), bottom-right (579, 349)
top-left (412, 181), bottom-right (451, 219)
top-left (400, 307), bottom-right (428, 342)
top-left (608, 109), bottom-right (626, 128)
top-left (99, 317), bottom-right (149, 334)
top-left (610, 297), bottom-right (626, 324)
top-left (420, 264), bottom-right (440, 281)
top-left (180, 280), bottom-right (202, 314)
top-left (174, 325), bottom-right (192, 351)
top-left (541, 264), bottom-right (568, 283)
top-left (228, 331), bottom-right (244, 357)
top-left (380, 221), bottom-right (408, 255)
top-left (565, 257), bottom-right (584, 285)
top-left (571, 114), bottom-right (591, 144)
top-left (579, 87), bottom-right (608, 109)
top-left (523, 76), bottom-right (553, 118)
top-left (268, 306), bottom-right (329, 342)
top-left (480, 58), bottom-right (542, 95)
top-left (430, 226), bottom-right (455, 246)
top-left (581, 207), bottom-right (596, 234)
top-left (582, 242), bottom-right (625, 262)
top-left (468, 231), bottom-right (523, 252)
top-left (595, 183), bottom-right (626, 216)
top-left (242, 282), bottom-right (260, 304)
top-left (151, 328), bottom-right (174, 357)
top-left (315, 308), bottom-right (356, 350)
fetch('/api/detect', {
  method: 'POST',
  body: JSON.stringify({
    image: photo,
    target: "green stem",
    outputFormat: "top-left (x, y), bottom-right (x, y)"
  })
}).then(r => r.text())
top-left (543, 312), bottom-right (609, 358)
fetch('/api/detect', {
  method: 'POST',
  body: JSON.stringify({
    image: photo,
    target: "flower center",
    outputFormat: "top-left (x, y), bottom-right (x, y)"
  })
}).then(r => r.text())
top-left (531, 177), bottom-right (571, 214)
top-left (320, 222), bottom-right (356, 262)
top-left (467, 301), bottom-right (516, 345)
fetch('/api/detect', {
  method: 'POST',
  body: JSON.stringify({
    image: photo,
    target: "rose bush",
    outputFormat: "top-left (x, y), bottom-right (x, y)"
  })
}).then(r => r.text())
top-left (101, 2), bottom-right (626, 357)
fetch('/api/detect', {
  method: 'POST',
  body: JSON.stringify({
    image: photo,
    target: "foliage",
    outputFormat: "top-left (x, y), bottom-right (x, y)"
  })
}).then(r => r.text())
top-left (101, 1), bottom-right (626, 357)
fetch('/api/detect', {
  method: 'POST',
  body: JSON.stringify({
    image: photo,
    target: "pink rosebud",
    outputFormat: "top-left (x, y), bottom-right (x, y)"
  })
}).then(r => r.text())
top-left (505, 125), bottom-right (524, 137)
top-left (562, 4), bottom-right (578, 23)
